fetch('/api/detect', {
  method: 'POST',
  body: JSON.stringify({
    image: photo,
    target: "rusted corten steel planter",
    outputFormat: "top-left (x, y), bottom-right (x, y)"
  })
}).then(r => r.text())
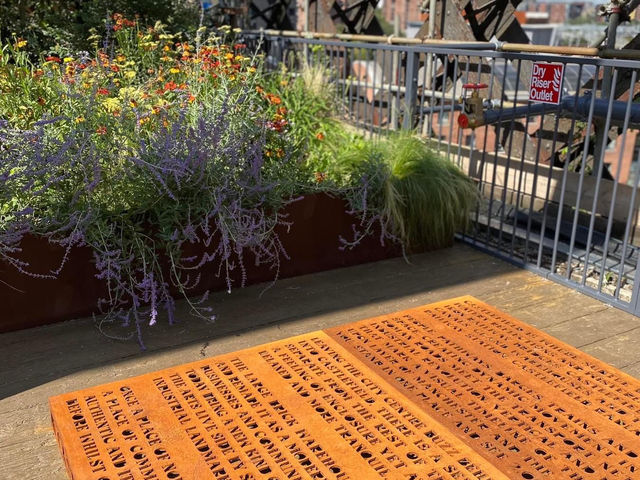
top-left (50, 297), bottom-right (640, 480)
top-left (1, 194), bottom-right (402, 332)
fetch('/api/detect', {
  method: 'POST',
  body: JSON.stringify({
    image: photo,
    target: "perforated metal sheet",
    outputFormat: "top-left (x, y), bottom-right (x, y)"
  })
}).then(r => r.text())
top-left (326, 296), bottom-right (640, 480)
top-left (50, 296), bottom-right (640, 480)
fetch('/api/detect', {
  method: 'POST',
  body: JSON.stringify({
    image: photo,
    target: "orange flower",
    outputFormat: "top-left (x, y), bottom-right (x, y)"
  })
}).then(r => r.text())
top-left (267, 94), bottom-right (281, 105)
top-left (163, 81), bottom-right (178, 92)
top-left (277, 106), bottom-right (287, 116)
top-left (316, 132), bottom-right (325, 141)
top-left (97, 88), bottom-right (109, 96)
top-left (314, 172), bottom-right (327, 183)
top-left (96, 126), bottom-right (107, 135)
top-left (45, 56), bottom-right (61, 63)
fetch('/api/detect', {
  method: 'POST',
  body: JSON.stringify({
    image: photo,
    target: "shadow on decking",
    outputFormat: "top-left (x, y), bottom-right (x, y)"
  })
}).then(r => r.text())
top-left (0, 242), bottom-right (515, 400)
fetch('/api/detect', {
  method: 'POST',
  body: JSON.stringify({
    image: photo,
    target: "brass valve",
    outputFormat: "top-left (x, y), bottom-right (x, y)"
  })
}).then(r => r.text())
top-left (458, 83), bottom-right (488, 129)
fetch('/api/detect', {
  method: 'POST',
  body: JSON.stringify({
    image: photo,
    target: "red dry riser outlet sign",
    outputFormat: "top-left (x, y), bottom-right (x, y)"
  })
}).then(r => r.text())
top-left (529, 62), bottom-right (564, 105)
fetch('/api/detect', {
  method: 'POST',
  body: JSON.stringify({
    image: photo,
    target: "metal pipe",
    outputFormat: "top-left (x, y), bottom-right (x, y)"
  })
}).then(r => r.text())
top-left (244, 30), bottom-right (640, 59)
top-left (479, 93), bottom-right (640, 127)
top-left (246, 29), bottom-right (498, 49)
top-left (498, 43), bottom-right (600, 56)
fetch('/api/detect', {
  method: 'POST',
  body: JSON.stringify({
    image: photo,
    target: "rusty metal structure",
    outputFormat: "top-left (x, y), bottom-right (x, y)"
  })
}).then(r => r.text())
top-left (51, 297), bottom-right (640, 479)
top-left (208, 1), bottom-right (384, 34)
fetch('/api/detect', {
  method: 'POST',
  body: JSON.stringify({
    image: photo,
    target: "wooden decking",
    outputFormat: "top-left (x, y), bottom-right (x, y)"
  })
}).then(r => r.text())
top-left (1, 242), bottom-right (640, 479)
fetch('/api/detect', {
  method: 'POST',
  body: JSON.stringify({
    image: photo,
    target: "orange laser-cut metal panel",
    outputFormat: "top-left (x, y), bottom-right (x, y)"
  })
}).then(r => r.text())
top-left (326, 296), bottom-right (640, 480)
top-left (50, 296), bottom-right (640, 480)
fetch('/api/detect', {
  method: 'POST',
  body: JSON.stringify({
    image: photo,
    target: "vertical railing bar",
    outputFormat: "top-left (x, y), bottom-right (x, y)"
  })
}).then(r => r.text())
top-left (471, 56), bottom-right (493, 245)
top-left (426, 52), bottom-right (439, 139)
top-left (333, 45), bottom-right (340, 111)
top-left (447, 56), bottom-right (460, 162)
top-left (509, 84), bottom-right (533, 259)
top-left (362, 48), bottom-right (370, 133)
top-left (368, 47), bottom-right (376, 138)
top-left (580, 68), bottom-right (618, 290)
top-left (544, 63), bottom-right (584, 270)
top-left (485, 58), bottom-right (510, 245)
top-left (403, 49), bottom-right (419, 131)
top-left (436, 55), bottom-right (450, 153)
top-left (330, 45), bottom-right (338, 114)
top-left (497, 58), bottom-right (523, 249)
top-left (387, 47), bottom-right (394, 133)
top-left (280, 37), bottom-right (285, 68)
top-left (355, 47), bottom-right (362, 129)
top-left (379, 48), bottom-right (386, 139)
top-left (417, 52), bottom-right (428, 134)
top-left (344, 44), bottom-right (351, 121)
top-left (456, 56), bottom-right (472, 172)
top-left (618, 148), bottom-right (640, 305)
top-left (525, 107), bottom-right (545, 264)
top-left (598, 69), bottom-right (635, 296)
top-left (565, 66), bottom-right (600, 282)
top-left (351, 45), bottom-right (357, 126)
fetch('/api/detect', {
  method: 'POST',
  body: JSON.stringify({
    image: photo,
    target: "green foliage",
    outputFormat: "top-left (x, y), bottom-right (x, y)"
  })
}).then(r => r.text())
top-left (327, 134), bottom-right (479, 250)
top-left (265, 55), bottom-right (478, 251)
top-left (1, 17), bottom-right (479, 343)
top-left (0, 1), bottom-right (200, 57)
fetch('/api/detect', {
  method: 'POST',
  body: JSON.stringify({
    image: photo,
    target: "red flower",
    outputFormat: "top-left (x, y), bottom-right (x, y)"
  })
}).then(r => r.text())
top-left (234, 43), bottom-right (246, 50)
top-left (163, 81), bottom-right (178, 92)
top-left (266, 119), bottom-right (288, 132)
top-left (97, 88), bottom-right (109, 96)
top-left (96, 126), bottom-right (107, 135)
top-left (45, 56), bottom-right (61, 63)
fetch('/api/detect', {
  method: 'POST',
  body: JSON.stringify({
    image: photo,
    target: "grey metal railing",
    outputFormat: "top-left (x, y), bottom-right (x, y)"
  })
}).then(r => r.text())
top-left (247, 32), bottom-right (640, 315)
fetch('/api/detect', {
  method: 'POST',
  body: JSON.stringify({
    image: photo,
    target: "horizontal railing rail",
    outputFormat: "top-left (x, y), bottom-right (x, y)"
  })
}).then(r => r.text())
top-left (247, 29), bottom-right (640, 59)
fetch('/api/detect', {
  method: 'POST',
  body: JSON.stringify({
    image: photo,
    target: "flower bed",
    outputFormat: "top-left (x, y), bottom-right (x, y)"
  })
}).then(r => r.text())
top-left (1, 15), bottom-right (475, 345)
top-left (1, 193), bottom-right (401, 333)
